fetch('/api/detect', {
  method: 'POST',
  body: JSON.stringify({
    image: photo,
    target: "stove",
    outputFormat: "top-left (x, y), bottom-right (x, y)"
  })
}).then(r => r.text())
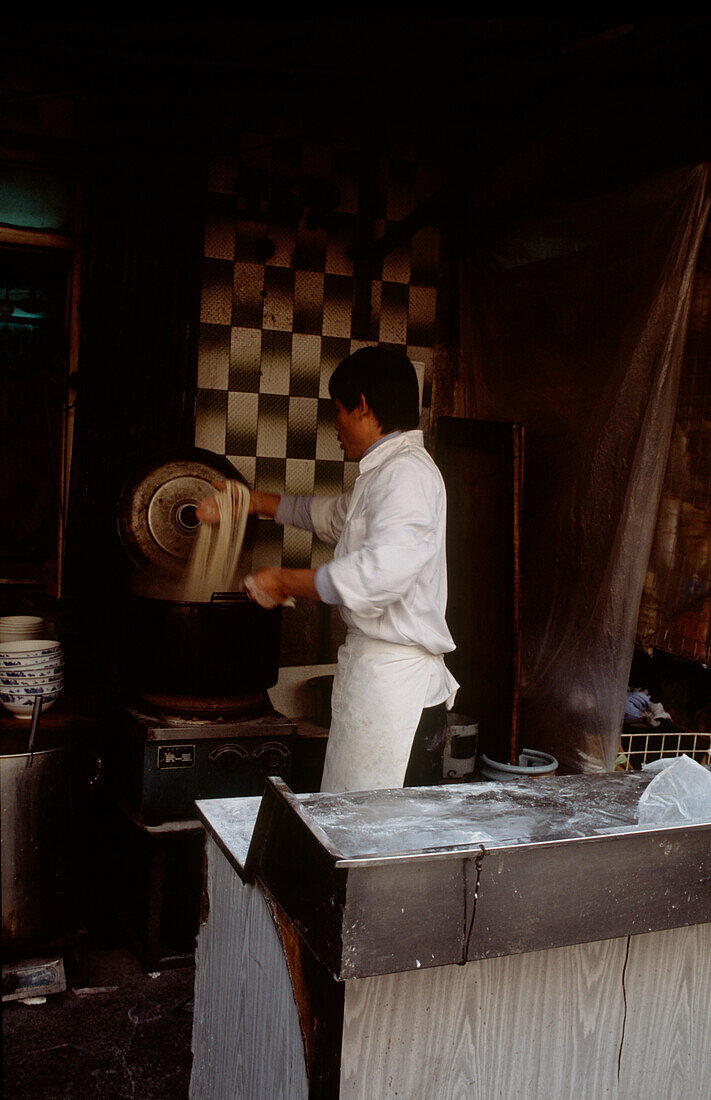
top-left (113, 698), bottom-right (296, 826)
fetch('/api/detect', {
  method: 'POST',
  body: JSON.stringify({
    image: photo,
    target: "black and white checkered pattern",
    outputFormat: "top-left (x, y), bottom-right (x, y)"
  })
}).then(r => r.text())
top-left (195, 133), bottom-right (441, 567)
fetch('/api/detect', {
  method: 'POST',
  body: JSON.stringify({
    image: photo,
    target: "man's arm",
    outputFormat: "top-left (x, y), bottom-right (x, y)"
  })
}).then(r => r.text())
top-left (196, 484), bottom-right (345, 540)
top-left (195, 485), bottom-right (281, 523)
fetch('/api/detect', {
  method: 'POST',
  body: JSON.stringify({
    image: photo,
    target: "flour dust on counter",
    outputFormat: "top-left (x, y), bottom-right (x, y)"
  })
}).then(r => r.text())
top-left (297, 773), bottom-right (653, 858)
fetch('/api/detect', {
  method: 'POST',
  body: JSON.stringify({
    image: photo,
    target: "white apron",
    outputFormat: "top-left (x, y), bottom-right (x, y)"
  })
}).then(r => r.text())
top-left (320, 629), bottom-right (441, 793)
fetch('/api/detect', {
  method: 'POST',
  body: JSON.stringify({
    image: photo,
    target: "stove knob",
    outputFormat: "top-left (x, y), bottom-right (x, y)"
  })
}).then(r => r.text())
top-left (252, 742), bottom-right (290, 772)
top-left (209, 744), bottom-right (248, 772)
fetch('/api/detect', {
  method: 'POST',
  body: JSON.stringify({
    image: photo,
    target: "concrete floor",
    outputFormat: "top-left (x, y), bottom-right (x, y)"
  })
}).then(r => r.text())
top-left (3, 951), bottom-right (195, 1099)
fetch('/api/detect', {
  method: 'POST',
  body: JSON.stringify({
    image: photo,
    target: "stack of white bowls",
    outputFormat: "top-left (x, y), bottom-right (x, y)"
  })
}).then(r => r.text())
top-left (0, 615), bottom-right (47, 644)
top-left (0, 639), bottom-right (64, 719)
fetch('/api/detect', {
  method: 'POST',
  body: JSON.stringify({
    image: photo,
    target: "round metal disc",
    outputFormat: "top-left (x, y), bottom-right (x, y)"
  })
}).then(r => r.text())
top-left (146, 475), bottom-right (212, 560)
top-left (117, 449), bottom-right (255, 574)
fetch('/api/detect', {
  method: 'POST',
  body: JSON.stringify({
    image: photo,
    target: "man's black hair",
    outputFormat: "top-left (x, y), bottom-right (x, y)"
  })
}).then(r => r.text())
top-left (328, 347), bottom-right (420, 433)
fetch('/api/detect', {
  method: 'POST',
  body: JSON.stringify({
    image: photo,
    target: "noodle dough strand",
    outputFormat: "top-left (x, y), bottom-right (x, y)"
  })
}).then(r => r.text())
top-left (182, 481), bottom-right (250, 602)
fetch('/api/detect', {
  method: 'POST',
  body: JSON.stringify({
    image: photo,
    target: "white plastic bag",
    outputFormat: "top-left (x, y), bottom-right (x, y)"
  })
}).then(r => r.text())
top-left (637, 755), bottom-right (711, 826)
top-left (641, 756), bottom-right (678, 774)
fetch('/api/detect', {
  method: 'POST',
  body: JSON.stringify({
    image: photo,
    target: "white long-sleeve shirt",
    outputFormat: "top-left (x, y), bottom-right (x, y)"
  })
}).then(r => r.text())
top-left (275, 430), bottom-right (458, 708)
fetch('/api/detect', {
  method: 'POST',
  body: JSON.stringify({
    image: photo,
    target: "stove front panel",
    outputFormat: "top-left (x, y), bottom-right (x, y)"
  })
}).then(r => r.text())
top-left (116, 710), bottom-right (297, 824)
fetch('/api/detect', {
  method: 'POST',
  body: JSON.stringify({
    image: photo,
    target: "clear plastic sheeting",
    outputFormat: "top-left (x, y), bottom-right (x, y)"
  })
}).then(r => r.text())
top-left (453, 167), bottom-right (709, 772)
top-left (637, 755), bottom-right (711, 825)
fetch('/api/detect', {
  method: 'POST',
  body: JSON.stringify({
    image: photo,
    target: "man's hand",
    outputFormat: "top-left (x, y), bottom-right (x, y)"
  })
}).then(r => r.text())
top-left (244, 567), bottom-right (319, 607)
top-left (244, 568), bottom-right (289, 609)
top-left (196, 484), bottom-right (280, 524)
top-left (195, 480), bottom-right (233, 524)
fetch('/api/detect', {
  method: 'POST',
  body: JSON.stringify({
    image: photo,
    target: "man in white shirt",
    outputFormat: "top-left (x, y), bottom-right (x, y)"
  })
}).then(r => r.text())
top-left (198, 348), bottom-right (458, 792)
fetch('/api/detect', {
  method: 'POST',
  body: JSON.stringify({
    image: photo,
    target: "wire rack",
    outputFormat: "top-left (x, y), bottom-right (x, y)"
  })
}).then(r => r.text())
top-left (616, 728), bottom-right (711, 771)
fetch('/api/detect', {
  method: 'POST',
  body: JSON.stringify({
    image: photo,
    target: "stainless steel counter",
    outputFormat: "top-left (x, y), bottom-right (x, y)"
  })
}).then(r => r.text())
top-left (196, 772), bottom-right (711, 980)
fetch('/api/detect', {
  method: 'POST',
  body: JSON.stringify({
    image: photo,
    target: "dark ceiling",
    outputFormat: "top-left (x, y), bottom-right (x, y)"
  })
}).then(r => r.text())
top-left (4, 13), bottom-right (711, 210)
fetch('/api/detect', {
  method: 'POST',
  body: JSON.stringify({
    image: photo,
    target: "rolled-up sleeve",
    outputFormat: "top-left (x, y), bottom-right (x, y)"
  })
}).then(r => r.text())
top-left (309, 492), bottom-right (351, 547)
top-left (314, 564), bottom-right (341, 604)
top-left (274, 494), bottom-right (315, 531)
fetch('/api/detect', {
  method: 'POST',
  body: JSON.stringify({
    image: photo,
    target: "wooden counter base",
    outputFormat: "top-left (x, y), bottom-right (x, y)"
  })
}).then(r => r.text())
top-left (191, 835), bottom-right (711, 1100)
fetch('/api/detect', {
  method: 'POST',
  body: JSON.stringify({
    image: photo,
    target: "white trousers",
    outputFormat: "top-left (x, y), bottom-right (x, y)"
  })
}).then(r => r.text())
top-left (320, 631), bottom-right (437, 793)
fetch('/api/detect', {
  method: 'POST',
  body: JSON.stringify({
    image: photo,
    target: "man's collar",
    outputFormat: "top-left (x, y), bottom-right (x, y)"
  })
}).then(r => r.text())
top-left (359, 430), bottom-right (424, 471)
top-left (361, 430), bottom-right (402, 459)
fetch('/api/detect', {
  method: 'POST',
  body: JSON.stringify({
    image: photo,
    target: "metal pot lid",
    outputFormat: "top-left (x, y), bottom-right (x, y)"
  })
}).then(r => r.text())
top-left (117, 448), bottom-right (256, 574)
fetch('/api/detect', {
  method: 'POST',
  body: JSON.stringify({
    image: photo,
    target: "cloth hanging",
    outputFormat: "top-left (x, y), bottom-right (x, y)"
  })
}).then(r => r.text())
top-left (448, 166), bottom-right (709, 771)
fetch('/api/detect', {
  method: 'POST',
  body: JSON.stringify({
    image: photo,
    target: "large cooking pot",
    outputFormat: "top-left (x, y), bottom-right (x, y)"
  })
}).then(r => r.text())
top-left (118, 449), bottom-right (281, 711)
top-left (129, 592), bottom-right (282, 710)
top-left (1, 727), bottom-right (100, 956)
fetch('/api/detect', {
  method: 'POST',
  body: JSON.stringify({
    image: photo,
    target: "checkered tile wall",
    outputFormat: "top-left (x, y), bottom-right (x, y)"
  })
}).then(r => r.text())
top-left (194, 133), bottom-right (441, 568)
